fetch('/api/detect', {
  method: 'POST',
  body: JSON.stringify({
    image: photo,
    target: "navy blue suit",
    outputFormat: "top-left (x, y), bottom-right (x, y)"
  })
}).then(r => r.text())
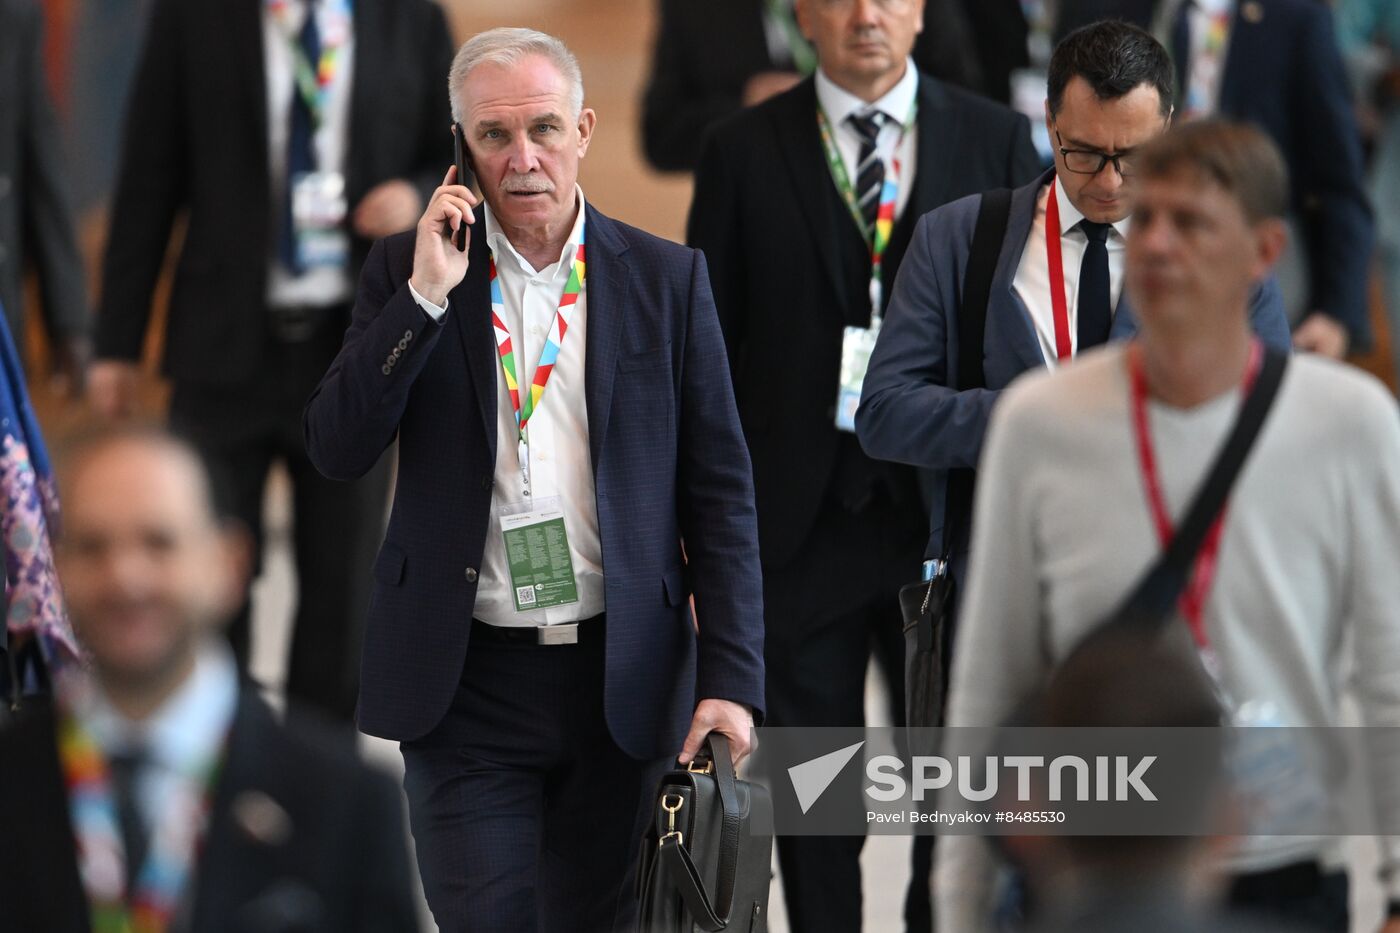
top-left (856, 169), bottom-right (1292, 578)
top-left (304, 203), bottom-right (764, 931)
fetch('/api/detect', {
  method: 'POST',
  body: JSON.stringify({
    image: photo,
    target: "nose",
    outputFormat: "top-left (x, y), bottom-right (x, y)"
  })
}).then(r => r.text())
top-left (851, 0), bottom-right (879, 25)
top-left (1133, 212), bottom-right (1173, 256)
top-left (1094, 158), bottom-right (1125, 193)
top-left (506, 136), bottom-right (538, 175)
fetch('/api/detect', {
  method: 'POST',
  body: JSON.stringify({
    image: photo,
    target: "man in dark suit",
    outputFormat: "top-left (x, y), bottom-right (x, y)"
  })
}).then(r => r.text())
top-left (1164, 0), bottom-right (1373, 358)
top-left (856, 22), bottom-right (1288, 634)
top-left (0, 427), bottom-right (417, 933)
top-left (641, 0), bottom-right (985, 172)
top-left (0, 0), bottom-right (89, 383)
top-left (687, 0), bottom-right (1039, 928)
top-left (88, 0), bottom-right (454, 723)
top-left (303, 27), bottom-right (764, 933)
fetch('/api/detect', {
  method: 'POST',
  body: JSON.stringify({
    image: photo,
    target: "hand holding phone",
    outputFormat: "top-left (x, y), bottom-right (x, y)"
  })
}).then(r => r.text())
top-left (408, 125), bottom-right (478, 307)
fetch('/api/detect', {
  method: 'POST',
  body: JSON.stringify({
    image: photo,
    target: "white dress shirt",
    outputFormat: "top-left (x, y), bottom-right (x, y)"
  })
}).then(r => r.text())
top-left (814, 59), bottom-right (920, 224)
top-left (1012, 177), bottom-right (1129, 370)
top-left (76, 642), bottom-right (239, 854)
top-left (262, 0), bottom-right (355, 307)
top-left (1168, 0), bottom-right (1236, 117)
top-left (412, 187), bottom-right (605, 627)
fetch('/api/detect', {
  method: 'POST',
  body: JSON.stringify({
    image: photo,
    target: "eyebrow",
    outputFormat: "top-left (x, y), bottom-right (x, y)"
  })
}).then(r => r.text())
top-left (474, 113), bottom-right (566, 131)
top-left (1063, 135), bottom-right (1135, 154)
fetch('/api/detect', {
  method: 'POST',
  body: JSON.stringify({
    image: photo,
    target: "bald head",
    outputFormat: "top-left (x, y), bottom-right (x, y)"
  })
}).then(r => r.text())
top-left (57, 428), bottom-right (244, 692)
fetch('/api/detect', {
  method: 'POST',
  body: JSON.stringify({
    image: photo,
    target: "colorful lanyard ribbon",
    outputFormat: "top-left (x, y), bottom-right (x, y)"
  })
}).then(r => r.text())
top-left (1127, 338), bottom-right (1262, 646)
top-left (1183, 9), bottom-right (1232, 118)
top-left (266, 0), bottom-right (352, 130)
top-left (58, 712), bottom-right (225, 933)
top-left (816, 97), bottom-right (918, 320)
top-left (489, 227), bottom-right (587, 452)
top-left (1044, 177), bottom-right (1078, 362)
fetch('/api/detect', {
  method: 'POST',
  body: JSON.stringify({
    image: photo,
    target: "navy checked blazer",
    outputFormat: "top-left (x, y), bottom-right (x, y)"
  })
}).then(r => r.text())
top-left (304, 204), bottom-right (765, 758)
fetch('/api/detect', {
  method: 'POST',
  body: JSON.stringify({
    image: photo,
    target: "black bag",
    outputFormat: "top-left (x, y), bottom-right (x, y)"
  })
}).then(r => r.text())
top-left (899, 188), bottom-right (1013, 729)
top-left (637, 735), bottom-right (773, 932)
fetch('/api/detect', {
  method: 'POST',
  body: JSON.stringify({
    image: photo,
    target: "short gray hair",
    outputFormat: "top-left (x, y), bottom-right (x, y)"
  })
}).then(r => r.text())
top-left (448, 28), bottom-right (585, 124)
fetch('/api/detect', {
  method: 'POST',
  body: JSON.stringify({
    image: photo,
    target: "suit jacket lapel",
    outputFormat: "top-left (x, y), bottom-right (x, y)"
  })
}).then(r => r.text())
top-left (345, 0), bottom-right (382, 196)
top-left (773, 80), bottom-right (852, 317)
top-left (583, 206), bottom-right (631, 475)
top-left (896, 74), bottom-right (959, 245)
top-left (1216, 1), bottom-right (1257, 115)
top-left (230, 0), bottom-right (268, 168)
top-left (986, 170), bottom-right (1052, 378)
top-left (452, 229), bottom-right (499, 459)
top-left (1111, 288), bottom-right (1140, 339)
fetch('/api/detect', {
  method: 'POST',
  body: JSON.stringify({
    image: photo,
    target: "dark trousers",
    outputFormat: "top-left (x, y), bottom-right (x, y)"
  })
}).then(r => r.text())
top-left (400, 619), bottom-right (668, 933)
top-left (168, 320), bottom-right (389, 722)
top-left (1227, 862), bottom-right (1349, 932)
top-left (763, 484), bottom-right (924, 933)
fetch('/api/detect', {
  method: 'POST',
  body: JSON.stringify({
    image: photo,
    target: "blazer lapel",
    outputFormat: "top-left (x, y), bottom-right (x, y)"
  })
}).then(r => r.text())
top-left (897, 75), bottom-right (959, 244)
top-left (1216, 1), bottom-right (1260, 115)
top-left (452, 229), bottom-right (499, 458)
top-left (986, 170), bottom-right (1053, 378)
top-left (773, 80), bottom-right (852, 318)
top-left (582, 206), bottom-right (631, 475)
top-left (344, 0), bottom-right (382, 196)
top-left (1111, 288), bottom-right (1141, 339)
top-left (229, 0), bottom-right (268, 168)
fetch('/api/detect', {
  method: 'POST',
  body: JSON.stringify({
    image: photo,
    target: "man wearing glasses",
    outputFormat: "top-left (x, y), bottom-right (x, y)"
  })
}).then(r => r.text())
top-left (855, 20), bottom-right (1289, 639)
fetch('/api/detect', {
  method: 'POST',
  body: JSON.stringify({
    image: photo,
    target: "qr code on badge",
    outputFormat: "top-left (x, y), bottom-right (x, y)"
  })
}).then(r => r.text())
top-left (516, 585), bottom-right (537, 607)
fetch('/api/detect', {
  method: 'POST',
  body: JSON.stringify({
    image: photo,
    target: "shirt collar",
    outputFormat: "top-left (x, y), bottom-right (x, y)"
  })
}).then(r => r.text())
top-left (484, 185), bottom-right (588, 278)
top-left (814, 58), bottom-right (918, 130)
top-left (78, 641), bottom-right (240, 776)
top-left (1052, 174), bottom-right (1131, 240)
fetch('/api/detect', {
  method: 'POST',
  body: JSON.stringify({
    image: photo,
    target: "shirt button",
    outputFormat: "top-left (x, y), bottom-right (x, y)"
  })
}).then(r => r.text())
top-left (480, 476), bottom-right (492, 489)
top-left (464, 567), bottom-right (479, 583)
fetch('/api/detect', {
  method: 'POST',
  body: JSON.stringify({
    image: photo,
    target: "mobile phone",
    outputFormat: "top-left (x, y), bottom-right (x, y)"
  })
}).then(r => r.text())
top-left (450, 122), bottom-right (470, 252)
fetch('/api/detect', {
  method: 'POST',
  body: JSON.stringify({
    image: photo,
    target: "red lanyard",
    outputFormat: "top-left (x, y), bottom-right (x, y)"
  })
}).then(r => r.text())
top-left (1127, 339), bottom-right (1262, 646)
top-left (1044, 178), bottom-right (1074, 362)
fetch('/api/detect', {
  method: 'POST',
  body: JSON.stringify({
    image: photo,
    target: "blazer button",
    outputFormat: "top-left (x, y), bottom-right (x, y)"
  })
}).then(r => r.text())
top-left (464, 567), bottom-right (479, 583)
top-left (403, 329), bottom-right (413, 341)
top-left (381, 364), bottom-right (392, 376)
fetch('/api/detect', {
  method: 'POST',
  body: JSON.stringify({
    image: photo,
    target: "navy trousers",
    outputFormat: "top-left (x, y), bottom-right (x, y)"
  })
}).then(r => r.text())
top-left (401, 618), bottom-right (669, 933)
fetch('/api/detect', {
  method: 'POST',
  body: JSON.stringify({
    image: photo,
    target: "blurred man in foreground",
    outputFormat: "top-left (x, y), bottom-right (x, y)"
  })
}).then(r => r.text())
top-left (0, 428), bottom-right (417, 933)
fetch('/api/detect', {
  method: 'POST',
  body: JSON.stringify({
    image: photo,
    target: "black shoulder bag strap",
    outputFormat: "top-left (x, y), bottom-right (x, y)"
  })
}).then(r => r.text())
top-left (939, 187), bottom-right (1013, 563)
top-left (1112, 347), bottom-right (1289, 625)
top-left (656, 735), bottom-right (742, 932)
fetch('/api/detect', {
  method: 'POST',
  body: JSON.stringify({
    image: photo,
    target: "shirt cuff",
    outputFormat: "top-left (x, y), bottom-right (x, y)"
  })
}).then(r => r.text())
top-left (408, 281), bottom-right (448, 321)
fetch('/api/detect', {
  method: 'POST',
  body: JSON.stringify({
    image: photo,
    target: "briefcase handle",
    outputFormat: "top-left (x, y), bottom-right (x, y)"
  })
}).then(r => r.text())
top-left (658, 734), bottom-right (742, 931)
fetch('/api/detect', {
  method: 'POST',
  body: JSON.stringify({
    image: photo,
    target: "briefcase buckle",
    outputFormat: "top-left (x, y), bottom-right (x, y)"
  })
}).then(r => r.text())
top-left (660, 794), bottom-right (685, 846)
top-left (537, 623), bottom-right (578, 645)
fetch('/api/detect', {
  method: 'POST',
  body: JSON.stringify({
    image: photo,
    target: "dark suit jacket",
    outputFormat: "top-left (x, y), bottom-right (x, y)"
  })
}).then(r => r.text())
top-left (687, 74), bottom-right (1041, 572)
top-left (0, 691), bottom-right (417, 933)
top-left (0, 0), bottom-right (88, 349)
top-left (641, 0), bottom-right (985, 171)
top-left (1206, 0), bottom-right (1374, 348)
top-left (855, 169), bottom-right (1292, 577)
top-left (959, 0), bottom-right (1031, 104)
top-left (95, 0), bottom-right (453, 386)
top-left (303, 206), bottom-right (765, 758)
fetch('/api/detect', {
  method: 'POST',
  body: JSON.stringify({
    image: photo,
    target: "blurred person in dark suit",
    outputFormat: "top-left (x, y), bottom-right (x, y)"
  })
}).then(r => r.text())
top-left (0, 427), bottom-right (418, 933)
top-left (304, 27), bottom-right (764, 932)
top-left (958, 0), bottom-right (1031, 105)
top-left (0, 0), bottom-right (90, 386)
top-left (87, 0), bottom-right (454, 723)
top-left (687, 0), bottom-right (1039, 928)
top-left (1052, 0), bottom-right (1371, 359)
top-left (641, 0), bottom-right (985, 172)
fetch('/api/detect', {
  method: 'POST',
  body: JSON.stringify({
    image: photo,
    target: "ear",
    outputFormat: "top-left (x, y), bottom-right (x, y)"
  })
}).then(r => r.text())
top-left (912, 0), bottom-right (926, 34)
top-left (1250, 217), bottom-right (1288, 282)
top-left (210, 520), bottom-right (255, 623)
top-left (576, 107), bottom-right (597, 159)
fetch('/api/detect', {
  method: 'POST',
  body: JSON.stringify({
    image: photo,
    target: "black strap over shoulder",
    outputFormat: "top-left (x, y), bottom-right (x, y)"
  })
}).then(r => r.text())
top-left (1113, 347), bottom-right (1290, 625)
top-left (941, 187), bottom-right (1013, 560)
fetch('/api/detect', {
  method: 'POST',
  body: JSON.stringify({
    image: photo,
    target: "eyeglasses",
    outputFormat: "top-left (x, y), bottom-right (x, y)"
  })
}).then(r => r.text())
top-left (1055, 130), bottom-right (1137, 177)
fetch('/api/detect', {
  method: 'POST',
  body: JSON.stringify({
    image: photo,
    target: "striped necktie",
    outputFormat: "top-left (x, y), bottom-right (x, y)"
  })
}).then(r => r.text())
top-left (848, 110), bottom-right (886, 237)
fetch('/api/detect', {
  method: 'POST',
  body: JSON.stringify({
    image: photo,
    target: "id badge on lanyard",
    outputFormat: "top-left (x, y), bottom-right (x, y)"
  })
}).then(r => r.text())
top-left (291, 170), bottom-right (349, 269)
top-left (499, 495), bottom-right (579, 613)
top-left (818, 98), bottom-right (915, 433)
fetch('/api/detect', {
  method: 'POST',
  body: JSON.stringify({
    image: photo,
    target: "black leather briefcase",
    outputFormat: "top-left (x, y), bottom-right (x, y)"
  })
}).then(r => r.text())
top-left (898, 565), bottom-right (951, 730)
top-left (637, 734), bottom-right (773, 932)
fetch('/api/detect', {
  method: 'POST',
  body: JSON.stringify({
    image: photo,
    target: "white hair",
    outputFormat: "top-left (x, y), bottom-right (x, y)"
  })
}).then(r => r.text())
top-left (448, 27), bottom-right (585, 124)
